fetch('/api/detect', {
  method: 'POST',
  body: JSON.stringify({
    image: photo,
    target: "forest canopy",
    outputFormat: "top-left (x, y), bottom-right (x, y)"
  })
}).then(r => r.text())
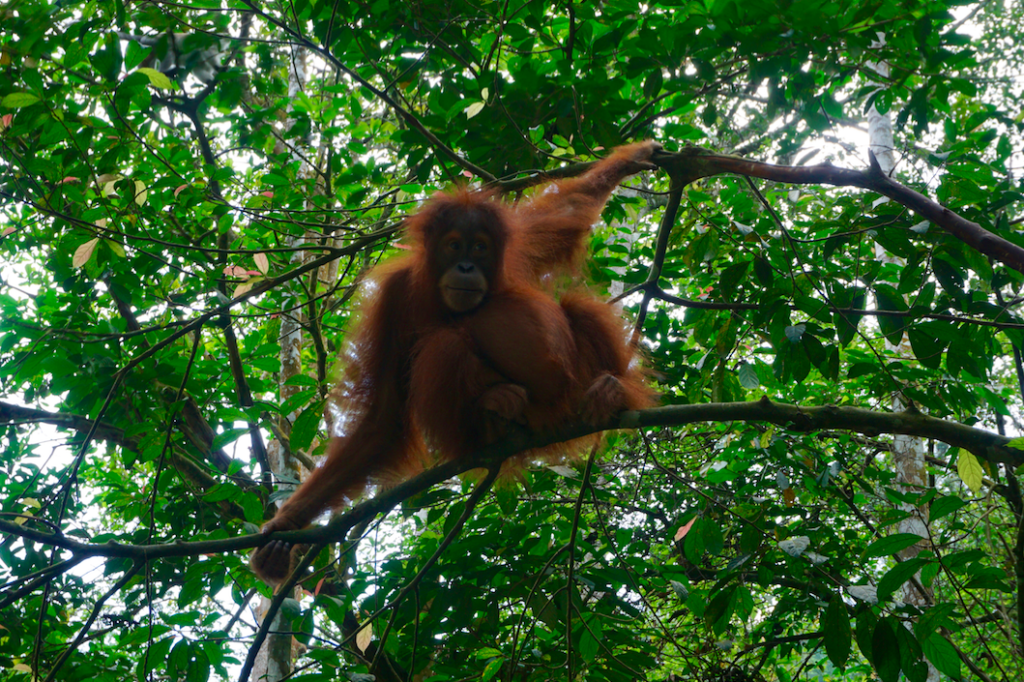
top-left (1, 0), bottom-right (1023, 681)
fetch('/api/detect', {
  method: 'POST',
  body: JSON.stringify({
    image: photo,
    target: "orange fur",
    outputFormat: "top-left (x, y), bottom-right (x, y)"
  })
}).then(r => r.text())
top-left (251, 142), bottom-right (659, 585)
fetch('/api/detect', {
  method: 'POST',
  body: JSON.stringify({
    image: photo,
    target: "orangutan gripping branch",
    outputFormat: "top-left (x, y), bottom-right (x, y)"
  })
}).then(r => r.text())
top-left (251, 142), bottom-right (659, 585)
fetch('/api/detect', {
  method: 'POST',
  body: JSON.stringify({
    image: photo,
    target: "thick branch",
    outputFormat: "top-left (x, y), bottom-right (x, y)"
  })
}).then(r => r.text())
top-left (653, 147), bottom-right (1024, 273)
top-left (0, 401), bottom-right (129, 447)
top-left (0, 400), bottom-right (255, 502)
top-left (634, 175), bottom-right (684, 339)
top-left (631, 398), bottom-right (1023, 466)
top-left (1, 398), bottom-right (1018, 562)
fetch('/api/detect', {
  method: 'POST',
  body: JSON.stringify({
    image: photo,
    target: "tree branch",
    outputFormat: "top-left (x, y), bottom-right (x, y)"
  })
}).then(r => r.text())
top-left (1, 398), bottom-right (1018, 564)
top-left (653, 146), bottom-right (1024, 274)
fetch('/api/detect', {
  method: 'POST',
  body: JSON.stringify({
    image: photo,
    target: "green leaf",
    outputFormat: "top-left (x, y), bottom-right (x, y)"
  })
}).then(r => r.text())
top-left (137, 67), bottom-right (173, 89)
top-left (579, 628), bottom-right (600, 663)
top-left (684, 518), bottom-right (706, 562)
top-left (240, 492), bottom-right (264, 525)
top-left (137, 637), bottom-right (173, 680)
top-left (932, 257), bottom-right (965, 294)
top-left (895, 624), bottom-right (928, 682)
top-left (878, 557), bottom-right (928, 603)
top-left (177, 574), bottom-right (205, 608)
top-left (753, 257), bottom-right (773, 285)
top-left (822, 597), bottom-right (851, 667)
top-left (922, 634), bottom-right (961, 679)
top-left (956, 450), bottom-right (984, 494)
top-left (871, 617), bottom-right (901, 682)
top-left (481, 657), bottom-right (504, 681)
top-left (705, 585), bottom-right (736, 632)
top-left (718, 261), bottom-right (749, 299)
top-left (738, 362), bottom-right (759, 389)
top-left (873, 89), bottom-right (892, 115)
top-left (107, 240), bottom-right (126, 258)
top-left (794, 295), bottom-right (830, 323)
top-left (2, 92), bottom-right (41, 108)
top-left (929, 495), bottom-right (966, 521)
top-left (290, 400), bottom-right (325, 452)
top-left (865, 533), bottom-right (924, 558)
top-left (643, 69), bottom-right (663, 99)
top-left (834, 286), bottom-right (866, 346)
top-left (204, 483), bottom-right (239, 503)
top-left (211, 427), bottom-right (249, 451)
top-left (907, 327), bottom-right (944, 369)
top-left (702, 518), bottom-right (725, 556)
top-left (280, 388), bottom-right (319, 417)
top-left (702, 101), bottom-right (718, 127)
top-left (874, 285), bottom-right (908, 346)
top-left (964, 567), bottom-right (1012, 592)
top-left (784, 324), bottom-right (805, 342)
top-left (856, 610), bottom-right (878, 665)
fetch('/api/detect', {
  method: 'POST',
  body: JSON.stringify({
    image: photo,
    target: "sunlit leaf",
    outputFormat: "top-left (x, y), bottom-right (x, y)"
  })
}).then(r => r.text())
top-left (356, 623), bottom-right (372, 653)
top-left (137, 67), bottom-right (173, 89)
top-left (2, 92), bottom-right (40, 108)
top-left (73, 238), bottom-right (99, 268)
top-left (956, 450), bottom-right (983, 494)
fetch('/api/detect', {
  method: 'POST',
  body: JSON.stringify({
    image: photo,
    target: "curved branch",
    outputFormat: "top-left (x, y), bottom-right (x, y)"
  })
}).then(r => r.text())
top-left (652, 147), bottom-right (1024, 273)
top-left (634, 174), bottom-right (684, 340)
top-left (630, 398), bottom-right (1022, 466)
top-left (1, 398), bottom-right (1018, 563)
top-left (0, 402), bottom-right (128, 447)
